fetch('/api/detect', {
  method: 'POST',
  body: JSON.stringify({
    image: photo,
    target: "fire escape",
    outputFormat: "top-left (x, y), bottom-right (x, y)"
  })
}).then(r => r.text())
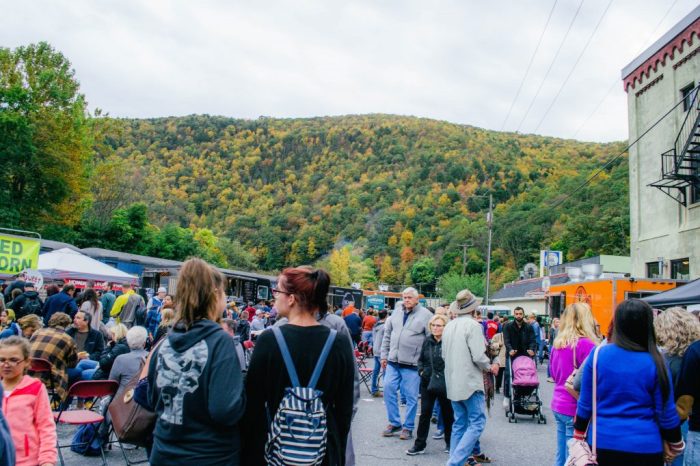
top-left (650, 85), bottom-right (700, 206)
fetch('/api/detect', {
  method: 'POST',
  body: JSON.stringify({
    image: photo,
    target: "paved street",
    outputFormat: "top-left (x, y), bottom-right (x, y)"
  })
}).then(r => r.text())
top-left (61, 362), bottom-right (556, 465)
top-left (353, 362), bottom-right (556, 466)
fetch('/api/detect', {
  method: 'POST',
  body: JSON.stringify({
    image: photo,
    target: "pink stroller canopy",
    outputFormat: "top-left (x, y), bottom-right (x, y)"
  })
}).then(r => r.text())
top-left (512, 356), bottom-right (539, 387)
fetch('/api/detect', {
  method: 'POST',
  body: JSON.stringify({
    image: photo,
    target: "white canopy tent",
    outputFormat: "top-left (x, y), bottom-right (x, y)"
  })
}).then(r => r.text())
top-left (37, 248), bottom-right (138, 285)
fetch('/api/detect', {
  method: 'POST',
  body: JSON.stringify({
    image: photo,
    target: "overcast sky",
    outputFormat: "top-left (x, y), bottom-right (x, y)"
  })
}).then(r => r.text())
top-left (2, 0), bottom-right (697, 142)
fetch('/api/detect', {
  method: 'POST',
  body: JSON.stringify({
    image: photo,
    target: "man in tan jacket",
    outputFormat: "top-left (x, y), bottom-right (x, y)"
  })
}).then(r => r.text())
top-left (442, 289), bottom-right (498, 466)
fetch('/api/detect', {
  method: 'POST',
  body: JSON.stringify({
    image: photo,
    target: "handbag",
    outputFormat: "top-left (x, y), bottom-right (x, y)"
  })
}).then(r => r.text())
top-left (108, 341), bottom-right (162, 447)
top-left (427, 342), bottom-right (447, 396)
top-left (565, 340), bottom-right (580, 400)
top-left (566, 345), bottom-right (601, 466)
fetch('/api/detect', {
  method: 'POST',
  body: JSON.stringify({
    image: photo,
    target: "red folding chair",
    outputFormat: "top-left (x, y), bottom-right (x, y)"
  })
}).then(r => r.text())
top-left (30, 357), bottom-right (60, 408)
top-left (54, 380), bottom-right (119, 466)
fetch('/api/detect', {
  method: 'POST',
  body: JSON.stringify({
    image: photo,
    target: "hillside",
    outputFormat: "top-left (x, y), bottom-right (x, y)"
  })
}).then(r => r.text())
top-left (88, 114), bottom-right (629, 291)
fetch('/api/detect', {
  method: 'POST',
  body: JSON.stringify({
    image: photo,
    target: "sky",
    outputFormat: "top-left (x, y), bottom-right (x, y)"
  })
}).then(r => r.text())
top-left (2, 0), bottom-right (698, 142)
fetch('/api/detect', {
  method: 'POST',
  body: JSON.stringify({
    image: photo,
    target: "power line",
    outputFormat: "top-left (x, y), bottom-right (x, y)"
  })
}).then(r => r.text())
top-left (532, 0), bottom-right (615, 133)
top-left (500, 0), bottom-right (559, 131)
top-left (515, 0), bottom-right (586, 132)
top-left (572, 0), bottom-right (680, 139)
top-left (549, 94), bottom-right (687, 210)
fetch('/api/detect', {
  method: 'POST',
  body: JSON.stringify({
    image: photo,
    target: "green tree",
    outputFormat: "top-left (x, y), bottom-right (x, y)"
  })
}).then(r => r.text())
top-left (0, 42), bottom-right (91, 228)
top-left (411, 257), bottom-right (437, 291)
top-left (437, 272), bottom-right (485, 301)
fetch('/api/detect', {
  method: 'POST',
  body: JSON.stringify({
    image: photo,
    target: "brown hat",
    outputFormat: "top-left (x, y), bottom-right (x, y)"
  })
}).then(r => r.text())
top-left (448, 289), bottom-right (482, 315)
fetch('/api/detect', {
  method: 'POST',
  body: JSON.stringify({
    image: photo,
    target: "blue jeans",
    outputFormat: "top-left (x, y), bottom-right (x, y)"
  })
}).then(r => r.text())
top-left (383, 363), bottom-right (420, 431)
top-left (371, 356), bottom-right (382, 394)
top-left (361, 330), bottom-right (373, 345)
top-left (537, 340), bottom-right (545, 364)
top-left (553, 412), bottom-right (574, 466)
top-left (67, 359), bottom-right (99, 386)
top-left (674, 421), bottom-right (690, 466)
top-left (448, 392), bottom-right (486, 466)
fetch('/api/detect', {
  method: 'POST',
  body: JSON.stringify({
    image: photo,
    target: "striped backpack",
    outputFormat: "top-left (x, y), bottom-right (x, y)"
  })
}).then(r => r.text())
top-left (266, 326), bottom-right (337, 466)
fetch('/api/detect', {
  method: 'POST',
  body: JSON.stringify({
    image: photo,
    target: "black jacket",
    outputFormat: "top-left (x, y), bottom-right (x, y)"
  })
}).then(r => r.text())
top-left (92, 338), bottom-right (130, 380)
top-left (66, 327), bottom-right (105, 361)
top-left (417, 335), bottom-right (444, 385)
top-left (236, 319), bottom-right (250, 342)
top-left (10, 291), bottom-right (43, 319)
top-left (503, 320), bottom-right (536, 357)
top-left (147, 319), bottom-right (245, 466)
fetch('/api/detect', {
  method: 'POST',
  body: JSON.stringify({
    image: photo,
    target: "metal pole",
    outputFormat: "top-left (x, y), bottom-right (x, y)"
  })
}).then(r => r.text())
top-left (461, 243), bottom-right (468, 276)
top-left (485, 194), bottom-right (493, 304)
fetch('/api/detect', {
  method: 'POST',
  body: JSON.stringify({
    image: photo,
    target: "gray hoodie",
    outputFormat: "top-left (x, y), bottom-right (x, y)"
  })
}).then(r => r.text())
top-left (380, 304), bottom-right (432, 366)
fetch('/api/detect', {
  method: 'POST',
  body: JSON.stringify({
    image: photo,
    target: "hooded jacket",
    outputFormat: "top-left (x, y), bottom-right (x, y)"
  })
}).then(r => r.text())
top-left (147, 319), bottom-right (245, 466)
top-left (42, 291), bottom-right (78, 325)
top-left (2, 375), bottom-right (57, 466)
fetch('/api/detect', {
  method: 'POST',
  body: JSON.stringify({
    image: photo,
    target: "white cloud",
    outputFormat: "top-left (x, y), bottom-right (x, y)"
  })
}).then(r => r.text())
top-left (1, 0), bottom-right (697, 142)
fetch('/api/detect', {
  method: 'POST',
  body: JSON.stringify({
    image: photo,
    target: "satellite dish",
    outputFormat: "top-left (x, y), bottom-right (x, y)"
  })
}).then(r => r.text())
top-left (524, 263), bottom-right (538, 279)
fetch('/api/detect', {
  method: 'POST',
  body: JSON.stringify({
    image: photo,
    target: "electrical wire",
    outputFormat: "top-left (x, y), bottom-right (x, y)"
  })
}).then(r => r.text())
top-left (500, 0), bottom-right (559, 131)
top-left (549, 94), bottom-right (687, 210)
top-left (532, 0), bottom-right (615, 133)
top-left (515, 0), bottom-right (586, 132)
top-left (572, 0), bottom-right (681, 139)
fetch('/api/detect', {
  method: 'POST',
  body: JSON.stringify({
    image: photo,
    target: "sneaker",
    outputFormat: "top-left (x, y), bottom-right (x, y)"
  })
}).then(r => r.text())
top-left (444, 447), bottom-right (450, 453)
top-left (382, 424), bottom-right (402, 437)
top-left (473, 453), bottom-right (493, 463)
top-left (546, 377), bottom-right (554, 383)
top-left (399, 429), bottom-right (413, 440)
top-left (372, 391), bottom-right (383, 398)
top-left (406, 445), bottom-right (426, 456)
top-left (432, 430), bottom-right (444, 439)
top-left (430, 415), bottom-right (437, 424)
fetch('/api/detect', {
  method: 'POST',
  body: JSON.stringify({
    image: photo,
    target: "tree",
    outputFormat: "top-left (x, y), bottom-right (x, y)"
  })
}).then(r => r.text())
top-left (0, 42), bottom-right (91, 229)
top-left (437, 272), bottom-right (485, 302)
top-left (411, 257), bottom-right (437, 291)
top-left (379, 255), bottom-right (398, 285)
top-left (328, 246), bottom-right (351, 286)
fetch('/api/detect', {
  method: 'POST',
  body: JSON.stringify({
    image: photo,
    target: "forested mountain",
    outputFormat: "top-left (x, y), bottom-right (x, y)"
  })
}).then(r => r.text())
top-left (1, 43), bottom-right (629, 297)
top-left (95, 114), bottom-right (629, 292)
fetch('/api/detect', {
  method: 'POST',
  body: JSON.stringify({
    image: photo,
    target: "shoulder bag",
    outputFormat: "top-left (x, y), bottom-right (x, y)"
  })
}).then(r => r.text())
top-left (565, 339), bottom-right (581, 400)
top-left (108, 341), bottom-right (162, 447)
top-left (566, 345), bottom-right (601, 466)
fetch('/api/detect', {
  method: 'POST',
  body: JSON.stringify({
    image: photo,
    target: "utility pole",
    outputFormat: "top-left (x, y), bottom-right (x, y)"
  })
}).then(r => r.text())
top-left (485, 193), bottom-right (493, 305)
top-left (459, 241), bottom-right (472, 276)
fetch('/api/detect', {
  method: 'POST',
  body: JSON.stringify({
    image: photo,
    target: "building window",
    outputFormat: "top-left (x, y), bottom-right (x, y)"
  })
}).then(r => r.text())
top-left (646, 261), bottom-right (662, 278)
top-left (670, 258), bottom-right (690, 280)
top-left (681, 83), bottom-right (696, 112)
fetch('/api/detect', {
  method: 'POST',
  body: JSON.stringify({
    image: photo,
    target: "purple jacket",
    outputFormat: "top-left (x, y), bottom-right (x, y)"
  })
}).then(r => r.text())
top-left (550, 337), bottom-right (596, 416)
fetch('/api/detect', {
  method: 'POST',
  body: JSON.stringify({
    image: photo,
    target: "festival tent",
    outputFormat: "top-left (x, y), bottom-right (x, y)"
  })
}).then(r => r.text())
top-left (37, 248), bottom-right (138, 285)
top-left (643, 278), bottom-right (700, 307)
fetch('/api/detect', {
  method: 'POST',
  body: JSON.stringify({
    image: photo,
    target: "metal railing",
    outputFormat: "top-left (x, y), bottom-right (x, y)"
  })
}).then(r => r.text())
top-left (673, 83), bottom-right (700, 174)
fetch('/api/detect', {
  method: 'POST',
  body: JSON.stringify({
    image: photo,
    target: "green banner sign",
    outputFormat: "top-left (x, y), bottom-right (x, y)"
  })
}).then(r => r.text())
top-left (0, 235), bottom-right (40, 275)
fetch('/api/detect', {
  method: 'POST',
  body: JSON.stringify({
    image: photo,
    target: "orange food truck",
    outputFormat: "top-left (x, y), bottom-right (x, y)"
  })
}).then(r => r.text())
top-left (547, 277), bottom-right (682, 335)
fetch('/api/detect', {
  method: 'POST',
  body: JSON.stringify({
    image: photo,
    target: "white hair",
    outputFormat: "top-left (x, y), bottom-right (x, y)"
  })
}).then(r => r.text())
top-left (126, 326), bottom-right (148, 350)
top-left (402, 287), bottom-right (419, 298)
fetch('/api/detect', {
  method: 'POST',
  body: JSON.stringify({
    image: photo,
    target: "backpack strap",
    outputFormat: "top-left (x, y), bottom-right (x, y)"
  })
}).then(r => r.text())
top-left (309, 329), bottom-right (337, 390)
top-left (272, 326), bottom-right (301, 388)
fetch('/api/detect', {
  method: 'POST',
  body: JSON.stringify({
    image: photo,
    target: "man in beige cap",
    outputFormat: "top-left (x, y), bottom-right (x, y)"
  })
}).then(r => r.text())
top-left (442, 289), bottom-right (498, 466)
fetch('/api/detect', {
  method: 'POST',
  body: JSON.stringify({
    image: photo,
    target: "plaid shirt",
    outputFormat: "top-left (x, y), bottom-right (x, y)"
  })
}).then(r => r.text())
top-left (29, 327), bottom-right (78, 400)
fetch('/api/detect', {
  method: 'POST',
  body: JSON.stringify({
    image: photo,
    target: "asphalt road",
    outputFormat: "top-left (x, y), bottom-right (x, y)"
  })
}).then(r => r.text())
top-left (352, 361), bottom-right (557, 466)
top-left (61, 362), bottom-right (557, 465)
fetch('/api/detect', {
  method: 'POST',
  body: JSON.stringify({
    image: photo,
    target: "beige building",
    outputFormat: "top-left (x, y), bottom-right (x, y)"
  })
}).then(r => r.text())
top-left (623, 6), bottom-right (700, 280)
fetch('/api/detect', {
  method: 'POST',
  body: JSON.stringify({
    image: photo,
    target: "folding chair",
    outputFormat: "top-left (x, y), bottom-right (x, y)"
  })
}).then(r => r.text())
top-left (53, 380), bottom-right (119, 466)
top-left (358, 365), bottom-right (374, 393)
top-left (30, 357), bottom-right (60, 408)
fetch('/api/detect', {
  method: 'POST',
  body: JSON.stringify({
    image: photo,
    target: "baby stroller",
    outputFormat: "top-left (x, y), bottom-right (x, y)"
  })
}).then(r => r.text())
top-left (506, 355), bottom-right (546, 424)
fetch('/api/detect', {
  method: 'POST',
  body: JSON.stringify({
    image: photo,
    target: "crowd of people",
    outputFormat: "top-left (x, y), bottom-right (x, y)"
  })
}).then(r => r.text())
top-left (0, 261), bottom-right (699, 466)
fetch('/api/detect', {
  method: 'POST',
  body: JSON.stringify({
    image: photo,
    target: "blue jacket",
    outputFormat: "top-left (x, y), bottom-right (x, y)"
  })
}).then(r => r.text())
top-left (576, 344), bottom-right (680, 454)
top-left (42, 292), bottom-right (79, 325)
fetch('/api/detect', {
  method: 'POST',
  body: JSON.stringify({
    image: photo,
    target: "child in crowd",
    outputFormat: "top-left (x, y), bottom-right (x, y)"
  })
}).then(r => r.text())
top-left (0, 336), bottom-right (57, 466)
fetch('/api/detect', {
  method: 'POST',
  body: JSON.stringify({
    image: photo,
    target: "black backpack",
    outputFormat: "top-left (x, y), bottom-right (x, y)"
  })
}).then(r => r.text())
top-left (21, 296), bottom-right (43, 317)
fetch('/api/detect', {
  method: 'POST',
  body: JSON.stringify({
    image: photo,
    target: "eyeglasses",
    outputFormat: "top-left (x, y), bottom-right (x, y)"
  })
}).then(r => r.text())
top-left (271, 288), bottom-right (293, 296)
top-left (0, 358), bottom-right (25, 367)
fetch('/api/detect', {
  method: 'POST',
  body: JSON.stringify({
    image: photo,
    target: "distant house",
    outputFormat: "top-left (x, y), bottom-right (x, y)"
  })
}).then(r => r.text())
top-left (622, 5), bottom-right (700, 280)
